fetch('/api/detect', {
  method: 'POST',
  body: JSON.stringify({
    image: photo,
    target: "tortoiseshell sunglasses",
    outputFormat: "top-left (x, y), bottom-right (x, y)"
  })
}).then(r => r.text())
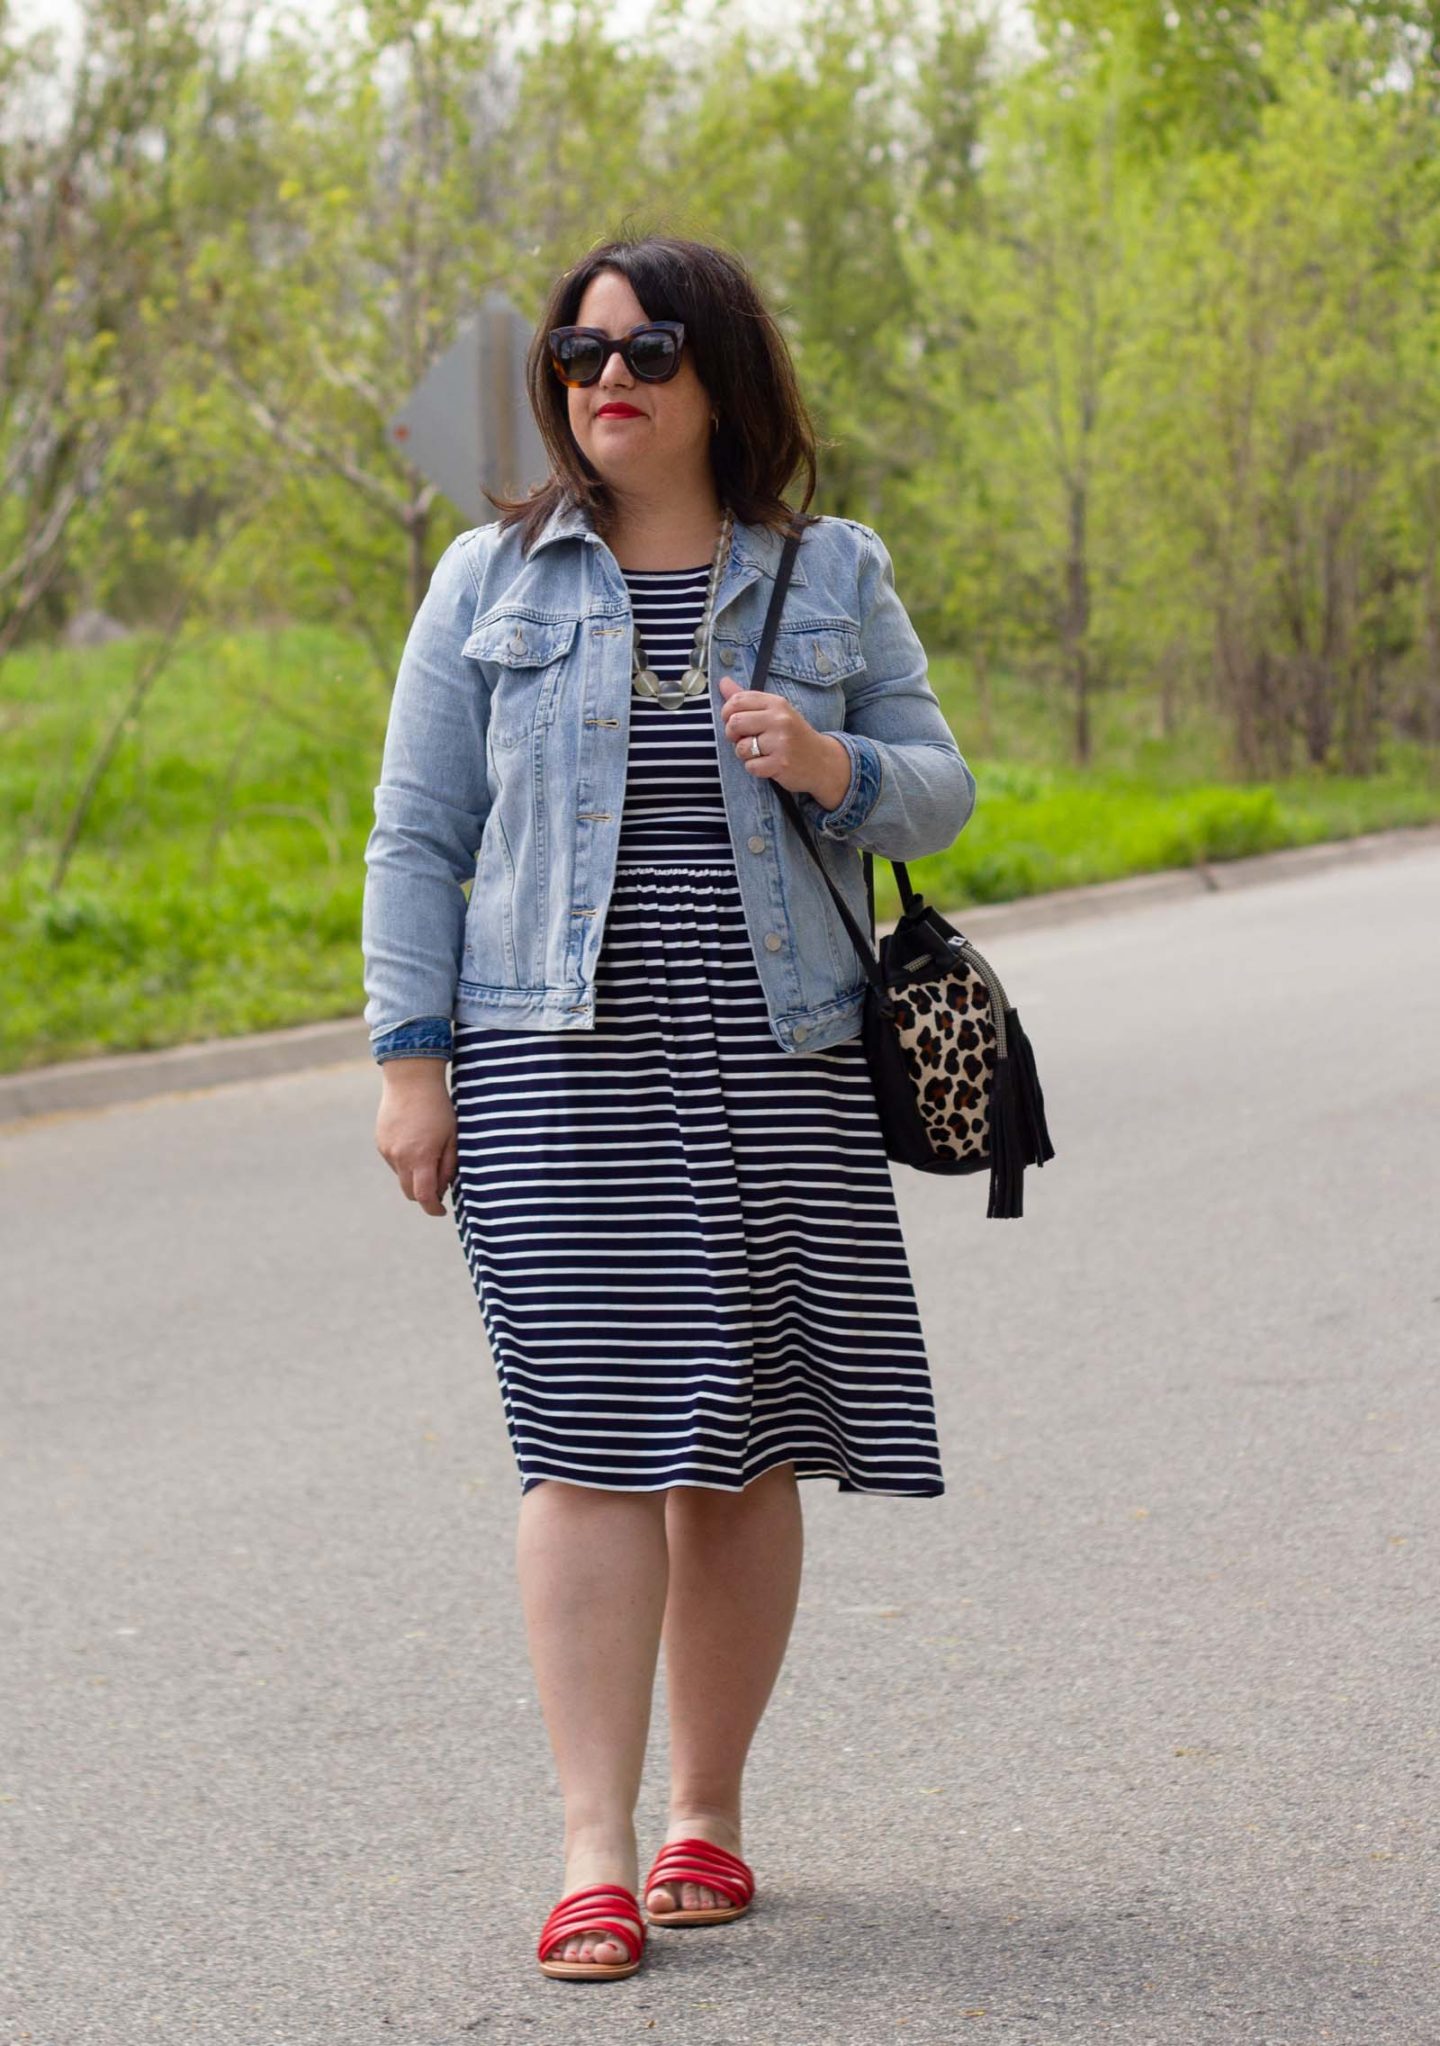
top-left (547, 321), bottom-right (686, 388)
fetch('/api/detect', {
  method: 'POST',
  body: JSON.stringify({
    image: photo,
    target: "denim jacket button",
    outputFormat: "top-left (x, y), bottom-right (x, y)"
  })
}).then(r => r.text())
top-left (793, 1023), bottom-right (810, 1043)
top-left (746, 835), bottom-right (766, 854)
top-left (763, 932), bottom-right (784, 952)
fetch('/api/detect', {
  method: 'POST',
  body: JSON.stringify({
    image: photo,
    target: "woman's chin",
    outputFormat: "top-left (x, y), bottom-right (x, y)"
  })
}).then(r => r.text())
top-left (587, 449), bottom-right (652, 491)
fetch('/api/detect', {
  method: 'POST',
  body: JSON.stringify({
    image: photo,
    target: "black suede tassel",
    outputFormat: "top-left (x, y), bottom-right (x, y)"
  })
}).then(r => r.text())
top-left (985, 1006), bottom-right (1056, 1218)
top-left (1006, 1006), bottom-right (1055, 1169)
top-left (986, 1049), bottom-right (1027, 1218)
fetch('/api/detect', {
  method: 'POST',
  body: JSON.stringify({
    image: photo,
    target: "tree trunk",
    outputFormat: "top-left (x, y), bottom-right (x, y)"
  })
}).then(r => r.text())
top-left (407, 504), bottom-right (431, 619)
top-left (1064, 480), bottom-right (1091, 767)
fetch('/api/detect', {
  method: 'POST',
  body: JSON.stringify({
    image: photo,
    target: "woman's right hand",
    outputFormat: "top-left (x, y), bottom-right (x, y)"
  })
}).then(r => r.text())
top-left (375, 1061), bottom-right (458, 1216)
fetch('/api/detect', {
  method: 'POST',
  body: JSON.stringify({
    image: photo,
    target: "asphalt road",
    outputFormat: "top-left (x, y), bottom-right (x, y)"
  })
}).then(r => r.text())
top-left (3, 845), bottom-right (1436, 2046)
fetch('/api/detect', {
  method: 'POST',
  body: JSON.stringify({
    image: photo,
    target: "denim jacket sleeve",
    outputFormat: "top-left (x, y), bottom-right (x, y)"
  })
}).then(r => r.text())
top-left (796, 729), bottom-right (883, 840)
top-left (361, 533), bottom-right (492, 1051)
top-left (797, 523), bottom-right (977, 861)
top-left (371, 1015), bottom-right (454, 1065)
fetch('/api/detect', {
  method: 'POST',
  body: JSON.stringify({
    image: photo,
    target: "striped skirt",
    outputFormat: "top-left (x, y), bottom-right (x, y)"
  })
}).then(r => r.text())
top-left (447, 840), bottom-right (946, 1499)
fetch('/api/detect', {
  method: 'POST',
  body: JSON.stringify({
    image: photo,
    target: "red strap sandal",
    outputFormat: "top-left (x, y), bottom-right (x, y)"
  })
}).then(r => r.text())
top-left (536, 1881), bottom-right (646, 1979)
top-left (642, 1837), bottom-right (756, 1925)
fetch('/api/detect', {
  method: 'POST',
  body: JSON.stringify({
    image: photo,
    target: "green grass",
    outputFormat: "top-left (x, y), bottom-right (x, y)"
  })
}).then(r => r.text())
top-left (918, 655), bottom-right (1439, 910)
top-left (2, 624), bottom-right (1435, 1072)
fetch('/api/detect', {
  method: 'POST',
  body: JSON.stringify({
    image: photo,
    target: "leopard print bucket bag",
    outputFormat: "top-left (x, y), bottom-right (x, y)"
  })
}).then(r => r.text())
top-left (775, 795), bottom-right (1056, 1214)
top-left (758, 521), bottom-right (1055, 1216)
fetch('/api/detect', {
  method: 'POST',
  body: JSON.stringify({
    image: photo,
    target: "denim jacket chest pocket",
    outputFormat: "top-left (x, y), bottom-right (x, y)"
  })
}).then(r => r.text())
top-left (735, 619), bottom-right (864, 731)
top-left (463, 607), bottom-right (580, 749)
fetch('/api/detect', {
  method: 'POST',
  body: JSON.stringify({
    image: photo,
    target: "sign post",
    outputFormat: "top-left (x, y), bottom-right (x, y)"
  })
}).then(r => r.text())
top-left (388, 291), bottom-right (550, 521)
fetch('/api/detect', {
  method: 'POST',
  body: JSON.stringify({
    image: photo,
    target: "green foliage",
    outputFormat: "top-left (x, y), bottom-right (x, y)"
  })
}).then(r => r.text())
top-left (1, 622), bottom-right (1433, 1070)
top-left (4, 0), bottom-right (1440, 1068)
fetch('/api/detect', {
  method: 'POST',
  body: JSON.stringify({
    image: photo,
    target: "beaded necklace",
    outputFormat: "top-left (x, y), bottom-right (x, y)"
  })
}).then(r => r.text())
top-left (629, 507), bottom-right (735, 711)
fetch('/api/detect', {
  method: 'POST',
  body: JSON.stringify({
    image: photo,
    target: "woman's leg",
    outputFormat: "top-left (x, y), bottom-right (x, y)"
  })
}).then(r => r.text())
top-left (516, 1478), bottom-right (670, 1964)
top-left (647, 1459), bottom-right (805, 1912)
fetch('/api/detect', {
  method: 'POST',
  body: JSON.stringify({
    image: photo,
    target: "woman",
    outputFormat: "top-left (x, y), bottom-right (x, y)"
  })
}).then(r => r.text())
top-left (361, 232), bottom-right (977, 1981)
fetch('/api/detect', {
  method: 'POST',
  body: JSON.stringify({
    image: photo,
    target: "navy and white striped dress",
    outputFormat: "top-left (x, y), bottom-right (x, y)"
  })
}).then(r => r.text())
top-left (448, 563), bottom-right (944, 1498)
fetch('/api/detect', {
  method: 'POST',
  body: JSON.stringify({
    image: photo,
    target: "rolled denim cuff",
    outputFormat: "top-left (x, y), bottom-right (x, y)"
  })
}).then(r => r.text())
top-left (371, 1015), bottom-right (454, 1064)
top-left (800, 731), bottom-right (883, 840)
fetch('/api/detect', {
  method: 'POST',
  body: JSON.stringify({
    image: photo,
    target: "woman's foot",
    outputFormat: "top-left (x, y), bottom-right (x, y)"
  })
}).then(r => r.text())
top-left (548, 1826), bottom-right (641, 1967)
top-left (646, 1807), bottom-right (743, 1915)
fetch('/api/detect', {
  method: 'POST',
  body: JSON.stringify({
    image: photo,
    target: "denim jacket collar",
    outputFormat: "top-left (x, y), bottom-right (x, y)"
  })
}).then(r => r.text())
top-left (524, 493), bottom-right (810, 607)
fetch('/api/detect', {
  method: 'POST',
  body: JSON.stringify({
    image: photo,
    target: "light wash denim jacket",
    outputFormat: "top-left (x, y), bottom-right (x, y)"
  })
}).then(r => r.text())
top-left (362, 495), bottom-right (977, 1063)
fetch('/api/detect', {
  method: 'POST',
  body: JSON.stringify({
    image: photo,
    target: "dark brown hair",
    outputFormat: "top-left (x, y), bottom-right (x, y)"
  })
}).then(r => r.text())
top-left (489, 230), bottom-right (820, 553)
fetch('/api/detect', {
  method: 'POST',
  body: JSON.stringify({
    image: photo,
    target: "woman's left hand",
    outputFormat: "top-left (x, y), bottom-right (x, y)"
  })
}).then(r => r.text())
top-left (717, 674), bottom-right (851, 810)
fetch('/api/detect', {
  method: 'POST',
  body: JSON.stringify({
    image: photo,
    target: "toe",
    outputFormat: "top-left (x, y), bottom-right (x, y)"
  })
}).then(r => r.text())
top-left (560, 1930), bottom-right (622, 1965)
top-left (648, 1876), bottom-right (731, 1914)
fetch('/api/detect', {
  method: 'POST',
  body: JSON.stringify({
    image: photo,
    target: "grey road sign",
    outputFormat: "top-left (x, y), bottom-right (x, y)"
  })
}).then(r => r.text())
top-left (388, 291), bottom-right (550, 521)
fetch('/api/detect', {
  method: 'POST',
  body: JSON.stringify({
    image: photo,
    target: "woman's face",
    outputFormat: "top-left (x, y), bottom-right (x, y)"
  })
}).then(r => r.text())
top-left (564, 268), bottom-right (714, 494)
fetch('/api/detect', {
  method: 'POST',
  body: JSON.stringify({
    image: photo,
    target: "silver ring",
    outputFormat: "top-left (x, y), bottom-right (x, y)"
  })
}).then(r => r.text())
top-left (750, 734), bottom-right (762, 758)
